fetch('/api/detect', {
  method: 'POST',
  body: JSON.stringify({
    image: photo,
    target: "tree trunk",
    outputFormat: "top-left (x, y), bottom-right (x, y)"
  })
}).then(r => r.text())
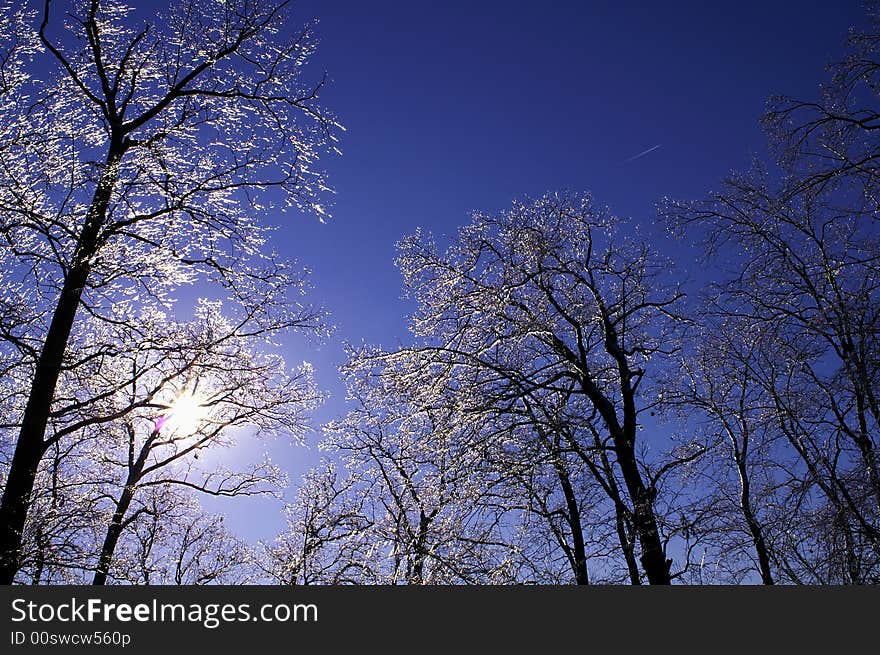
top-left (615, 509), bottom-right (641, 585)
top-left (410, 511), bottom-right (430, 585)
top-left (0, 263), bottom-right (92, 583)
top-left (93, 482), bottom-right (137, 586)
top-left (615, 439), bottom-right (671, 585)
top-left (598, 446), bottom-right (641, 584)
top-left (553, 456), bottom-right (589, 585)
top-left (0, 434), bottom-right (49, 583)
top-left (0, 143), bottom-right (121, 584)
top-left (853, 394), bottom-right (880, 515)
top-left (93, 427), bottom-right (156, 585)
top-left (735, 457), bottom-right (774, 585)
top-left (591, 311), bottom-right (672, 584)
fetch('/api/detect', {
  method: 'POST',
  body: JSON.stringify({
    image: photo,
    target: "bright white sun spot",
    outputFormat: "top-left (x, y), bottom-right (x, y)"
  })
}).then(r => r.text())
top-left (162, 390), bottom-right (209, 436)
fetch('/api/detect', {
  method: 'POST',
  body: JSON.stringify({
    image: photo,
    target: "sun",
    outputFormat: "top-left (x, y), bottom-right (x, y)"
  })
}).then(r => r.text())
top-left (162, 390), bottom-right (209, 436)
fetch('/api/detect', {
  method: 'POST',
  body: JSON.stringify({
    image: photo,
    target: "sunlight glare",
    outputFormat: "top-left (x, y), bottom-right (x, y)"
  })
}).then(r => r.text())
top-left (163, 390), bottom-right (209, 436)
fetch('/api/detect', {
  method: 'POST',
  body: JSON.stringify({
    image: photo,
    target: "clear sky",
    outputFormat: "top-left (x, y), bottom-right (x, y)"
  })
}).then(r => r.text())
top-left (202, 0), bottom-right (869, 542)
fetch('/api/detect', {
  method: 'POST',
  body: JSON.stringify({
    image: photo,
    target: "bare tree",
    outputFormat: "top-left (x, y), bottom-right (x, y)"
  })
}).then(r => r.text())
top-left (9, 300), bottom-right (318, 584)
top-left (651, 3), bottom-right (880, 585)
top-left (369, 192), bottom-right (694, 584)
top-left (0, 0), bottom-right (338, 583)
top-left (673, 318), bottom-right (782, 584)
top-left (317, 355), bottom-right (520, 584)
top-left (663, 161), bottom-right (880, 584)
top-left (766, 2), bottom-right (880, 205)
top-left (260, 462), bottom-right (375, 585)
top-left (110, 487), bottom-right (254, 585)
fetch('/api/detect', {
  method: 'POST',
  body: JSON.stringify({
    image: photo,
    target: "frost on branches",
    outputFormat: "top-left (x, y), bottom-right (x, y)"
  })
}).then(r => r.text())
top-left (0, 0), bottom-right (338, 583)
top-left (268, 193), bottom-right (698, 585)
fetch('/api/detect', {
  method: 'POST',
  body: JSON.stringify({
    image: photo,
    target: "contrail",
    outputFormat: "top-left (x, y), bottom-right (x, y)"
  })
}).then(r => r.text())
top-left (623, 144), bottom-right (662, 163)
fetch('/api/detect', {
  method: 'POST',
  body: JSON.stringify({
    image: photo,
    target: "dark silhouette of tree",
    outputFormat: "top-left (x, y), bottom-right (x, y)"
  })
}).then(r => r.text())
top-left (10, 301), bottom-right (318, 584)
top-left (0, 0), bottom-right (338, 583)
top-left (665, 10), bottom-right (880, 578)
top-left (368, 193), bottom-right (693, 584)
top-left (260, 462), bottom-right (374, 585)
top-left (673, 319), bottom-right (780, 584)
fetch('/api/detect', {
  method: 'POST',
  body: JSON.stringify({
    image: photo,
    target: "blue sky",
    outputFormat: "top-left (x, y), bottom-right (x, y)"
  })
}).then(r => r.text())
top-left (206, 0), bottom-right (869, 541)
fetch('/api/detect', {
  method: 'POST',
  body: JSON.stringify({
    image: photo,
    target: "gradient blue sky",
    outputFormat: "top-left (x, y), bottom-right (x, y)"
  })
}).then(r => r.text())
top-left (205, 0), bottom-right (869, 541)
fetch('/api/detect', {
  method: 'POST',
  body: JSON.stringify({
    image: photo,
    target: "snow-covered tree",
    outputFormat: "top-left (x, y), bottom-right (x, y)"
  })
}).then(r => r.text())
top-left (260, 462), bottom-right (373, 585)
top-left (319, 352), bottom-right (521, 584)
top-left (0, 0), bottom-right (339, 582)
top-left (664, 10), bottom-right (880, 579)
top-left (327, 193), bottom-right (695, 584)
top-left (13, 301), bottom-right (319, 584)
